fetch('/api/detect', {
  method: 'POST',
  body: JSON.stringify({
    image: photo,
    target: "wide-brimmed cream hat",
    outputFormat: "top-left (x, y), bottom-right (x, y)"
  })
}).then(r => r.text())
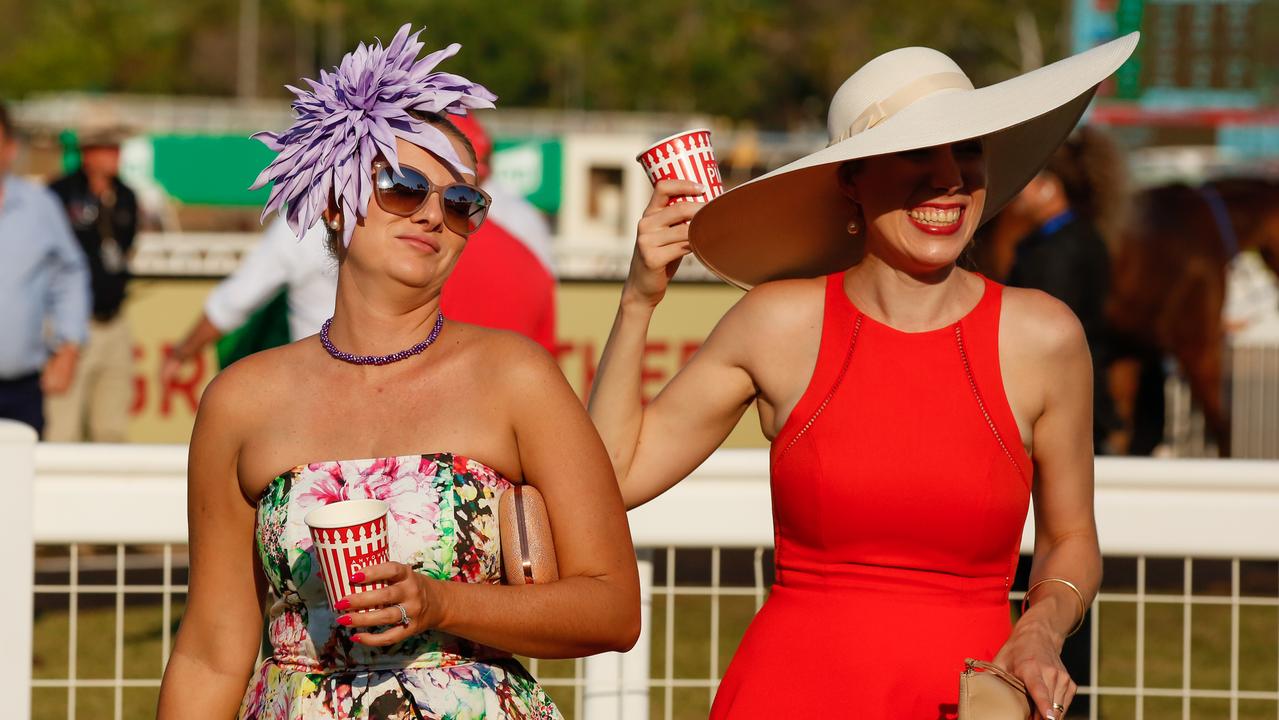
top-left (689, 33), bottom-right (1140, 289)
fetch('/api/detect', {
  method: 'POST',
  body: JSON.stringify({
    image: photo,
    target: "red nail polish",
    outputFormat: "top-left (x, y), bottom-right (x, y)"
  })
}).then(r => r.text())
top-left (335, 598), bottom-right (351, 610)
top-left (350, 571), bottom-right (366, 584)
top-left (351, 634), bottom-right (362, 643)
top-left (337, 615), bottom-right (353, 626)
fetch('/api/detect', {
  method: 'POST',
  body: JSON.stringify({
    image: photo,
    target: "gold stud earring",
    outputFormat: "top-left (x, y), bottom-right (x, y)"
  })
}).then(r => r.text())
top-left (847, 218), bottom-right (861, 236)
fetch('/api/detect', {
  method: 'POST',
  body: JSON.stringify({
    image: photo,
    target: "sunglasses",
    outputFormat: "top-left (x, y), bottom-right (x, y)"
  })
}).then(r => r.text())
top-left (372, 161), bottom-right (492, 235)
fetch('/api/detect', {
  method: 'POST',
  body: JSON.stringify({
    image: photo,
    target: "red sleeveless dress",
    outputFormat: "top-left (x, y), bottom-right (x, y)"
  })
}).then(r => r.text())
top-left (710, 272), bottom-right (1033, 719)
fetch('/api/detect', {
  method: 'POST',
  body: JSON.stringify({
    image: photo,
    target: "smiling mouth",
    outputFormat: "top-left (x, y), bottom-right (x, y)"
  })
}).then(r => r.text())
top-left (906, 205), bottom-right (965, 235)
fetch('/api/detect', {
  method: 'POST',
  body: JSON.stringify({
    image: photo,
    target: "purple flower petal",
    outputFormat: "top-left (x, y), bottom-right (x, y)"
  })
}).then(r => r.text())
top-left (250, 23), bottom-right (494, 240)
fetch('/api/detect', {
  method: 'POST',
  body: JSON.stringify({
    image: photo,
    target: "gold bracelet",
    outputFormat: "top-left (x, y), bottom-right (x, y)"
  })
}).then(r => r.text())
top-left (1021, 577), bottom-right (1088, 637)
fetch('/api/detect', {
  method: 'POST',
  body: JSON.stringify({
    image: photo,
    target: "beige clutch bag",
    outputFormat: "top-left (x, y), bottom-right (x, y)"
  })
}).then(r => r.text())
top-left (498, 484), bottom-right (559, 584)
top-left (959, 658), bottom-right (1032, 719)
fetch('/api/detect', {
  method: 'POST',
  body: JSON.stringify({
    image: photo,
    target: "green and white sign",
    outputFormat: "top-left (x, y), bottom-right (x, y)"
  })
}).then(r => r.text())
top-left (112, 133), bottom-right (567, 212)
top-left (492, 138), bottom-right (562, 214)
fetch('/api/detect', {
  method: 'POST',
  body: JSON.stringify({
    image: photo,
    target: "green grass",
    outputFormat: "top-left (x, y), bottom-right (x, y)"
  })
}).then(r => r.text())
top-left (32, 595), bottom-right (183, 720)
top-left (31, 572), bottom-right (1279, 719)
top-left (1094, 600), bottom-right (1279, 719)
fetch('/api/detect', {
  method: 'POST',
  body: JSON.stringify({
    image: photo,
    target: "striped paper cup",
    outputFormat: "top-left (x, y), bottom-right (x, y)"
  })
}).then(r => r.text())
top-left (636, 129), bottom-right (725, 204)
top-left (304, 499), bottom-right (391, 612)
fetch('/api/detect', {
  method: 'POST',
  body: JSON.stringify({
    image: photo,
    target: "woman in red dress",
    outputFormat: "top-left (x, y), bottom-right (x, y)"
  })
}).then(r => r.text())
top-left (590, 35), bottom-right (1139, 719)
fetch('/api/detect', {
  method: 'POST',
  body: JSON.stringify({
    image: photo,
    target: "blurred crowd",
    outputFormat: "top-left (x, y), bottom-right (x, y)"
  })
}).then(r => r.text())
top-left (0, 102), bottom-right (134, 441)
top-left (2, 97), bottom-right (1278, 457)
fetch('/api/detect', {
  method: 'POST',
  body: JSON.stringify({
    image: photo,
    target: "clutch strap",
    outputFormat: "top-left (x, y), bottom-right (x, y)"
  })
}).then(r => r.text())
top-left (964, 658), bottom-right (1028, 694)
top-left (513, 485), bottom-right (534, 583)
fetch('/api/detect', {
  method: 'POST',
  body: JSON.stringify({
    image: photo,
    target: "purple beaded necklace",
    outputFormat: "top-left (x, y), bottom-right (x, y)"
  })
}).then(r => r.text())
top-left (319, 312), bottom-right (445, 365)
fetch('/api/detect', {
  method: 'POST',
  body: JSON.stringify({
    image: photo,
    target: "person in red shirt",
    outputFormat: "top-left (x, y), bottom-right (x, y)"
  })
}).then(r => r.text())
top-left (443, 113), bottom-right (557, 351)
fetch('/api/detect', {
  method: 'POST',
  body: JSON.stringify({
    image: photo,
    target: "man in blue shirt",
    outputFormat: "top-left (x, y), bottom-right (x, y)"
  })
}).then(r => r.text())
top-left (0, 102), bottom-right (91, 436)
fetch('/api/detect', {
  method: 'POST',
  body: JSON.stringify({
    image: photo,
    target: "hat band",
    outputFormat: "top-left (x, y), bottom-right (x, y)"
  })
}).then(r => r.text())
top-left (830, 72), bottom-right (973, 145)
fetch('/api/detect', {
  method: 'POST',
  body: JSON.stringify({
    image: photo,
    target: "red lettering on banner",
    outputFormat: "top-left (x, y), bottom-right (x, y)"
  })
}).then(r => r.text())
top-left (131, 345), bottom-right (147, 415)
top-left (550, 341), bottom-right (575, 367)
top-left (680, 341), bottom-right (702, 367)
top-left (552, 338), bottom-right (708, 404)
top-left (580, 341), bottom-right (598, 399)
top-left (161, 343), bottom-right (205, 416)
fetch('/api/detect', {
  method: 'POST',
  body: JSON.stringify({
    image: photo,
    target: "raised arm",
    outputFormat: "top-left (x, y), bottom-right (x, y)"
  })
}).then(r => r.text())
top-left (994, 291), bottom-right (1101, 720)
top-left (157, 373), bottom-right (266, 718)
top-left (589, 180), bottom-right (758, 507)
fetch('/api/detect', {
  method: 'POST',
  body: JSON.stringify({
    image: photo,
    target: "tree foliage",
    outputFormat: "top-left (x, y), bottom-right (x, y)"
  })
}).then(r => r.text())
top-left (0, 0), bottom-right (1069, 129)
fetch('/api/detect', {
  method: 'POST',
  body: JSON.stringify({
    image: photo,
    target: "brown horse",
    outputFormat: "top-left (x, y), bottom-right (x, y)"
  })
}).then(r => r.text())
top-left (1106, 177), bottom-right (1279, 456)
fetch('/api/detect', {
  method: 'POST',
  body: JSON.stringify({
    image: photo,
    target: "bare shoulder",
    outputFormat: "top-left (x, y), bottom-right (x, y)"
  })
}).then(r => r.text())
top-left (197, 340), bottom-right (314, 427)
top-left (449, 322), bottom-right (565, 388)
top-left (716, 276), bottom-right (826, 341)
top-left (736, 276), bottom-right (826, 319)
top-left (1000, 285), bottom-right (1088, 362)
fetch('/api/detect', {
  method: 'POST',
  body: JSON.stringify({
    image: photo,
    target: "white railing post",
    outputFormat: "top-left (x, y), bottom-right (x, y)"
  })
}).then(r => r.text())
top-left (582, 550), bottom-right (653, 719)
top-left (1, 420), bottom-right (37, 719)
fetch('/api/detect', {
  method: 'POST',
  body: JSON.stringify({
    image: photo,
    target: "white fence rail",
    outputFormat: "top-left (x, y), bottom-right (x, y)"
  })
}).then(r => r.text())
top-left (7, 424), bottom-right (1279, 718)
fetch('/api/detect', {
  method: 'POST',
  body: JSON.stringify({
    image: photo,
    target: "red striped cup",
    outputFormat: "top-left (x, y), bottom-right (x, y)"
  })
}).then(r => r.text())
top-left (636, 129), bottom-right (725, 204)
top-left (304, 499), bottom-right (391, 612)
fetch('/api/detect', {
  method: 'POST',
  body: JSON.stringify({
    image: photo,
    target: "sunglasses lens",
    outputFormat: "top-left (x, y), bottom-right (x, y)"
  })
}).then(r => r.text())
top-left (376, 166), bottom-right (431, 215)
top-left (442, 185), bottom-right (491, 233)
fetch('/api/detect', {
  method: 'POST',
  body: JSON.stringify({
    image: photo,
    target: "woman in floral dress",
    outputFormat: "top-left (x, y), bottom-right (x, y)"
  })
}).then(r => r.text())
top-left (157, 26), bottom-right (640, 719)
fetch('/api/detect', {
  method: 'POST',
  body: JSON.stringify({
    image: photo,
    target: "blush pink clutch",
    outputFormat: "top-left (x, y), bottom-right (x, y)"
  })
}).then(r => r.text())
top-left (498, 484), bottom-right (559, 584)
top-left (959, 658), bottom-right (1032, 719)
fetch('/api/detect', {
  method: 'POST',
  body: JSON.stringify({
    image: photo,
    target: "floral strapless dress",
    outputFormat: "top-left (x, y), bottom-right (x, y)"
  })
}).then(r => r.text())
top-left (239, 453), bottom-right (561, 719)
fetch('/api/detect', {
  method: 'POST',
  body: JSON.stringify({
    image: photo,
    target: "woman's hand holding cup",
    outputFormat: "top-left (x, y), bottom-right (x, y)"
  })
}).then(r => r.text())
top-left (628, 128), bottom-right (725, 308)
top-left (624, 179), bottom-right (706, 309)
top-left (334, 561), bottom-right (445, 646)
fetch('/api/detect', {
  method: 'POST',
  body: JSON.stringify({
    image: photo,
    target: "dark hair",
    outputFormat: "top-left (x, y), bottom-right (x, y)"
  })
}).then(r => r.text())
top-left (0, 102), bottom-right (14, 142)
top-left (324, 111), bottom-right (479, 257)
top-left (837, 159), bottom-right (865, 184)
top-left (408, 110), bottom-right (477, 168)
top-left (1043, 126), bottom-right (1129, 247)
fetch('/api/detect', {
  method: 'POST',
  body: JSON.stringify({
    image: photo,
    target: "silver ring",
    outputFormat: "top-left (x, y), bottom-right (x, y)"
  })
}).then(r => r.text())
top-left (394, 603), bottom-right (410, 627)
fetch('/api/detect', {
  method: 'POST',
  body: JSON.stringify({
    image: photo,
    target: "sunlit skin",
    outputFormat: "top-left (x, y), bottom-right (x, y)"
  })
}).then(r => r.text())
top-left (836, 141), bottom-right (990, 330)
top-left (325, 139), bottom-right (473, 341)
top-left (590, 139), bottom-right (1100, 720)
top-left (844, 140), bottom-right (987, 280)
top-left (157, 128), bottom-right (641, 719)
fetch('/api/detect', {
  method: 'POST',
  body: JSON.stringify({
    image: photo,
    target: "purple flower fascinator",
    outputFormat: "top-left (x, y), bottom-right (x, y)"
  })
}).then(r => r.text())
top-left (251, 24), bottom-right (497, 245)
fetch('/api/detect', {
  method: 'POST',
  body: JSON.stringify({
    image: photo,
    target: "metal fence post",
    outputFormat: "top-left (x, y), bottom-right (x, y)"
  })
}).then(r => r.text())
top-left (1, 420), bottom-right (37, 718)
top-left (582, 549), bottom-right (653, 719)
